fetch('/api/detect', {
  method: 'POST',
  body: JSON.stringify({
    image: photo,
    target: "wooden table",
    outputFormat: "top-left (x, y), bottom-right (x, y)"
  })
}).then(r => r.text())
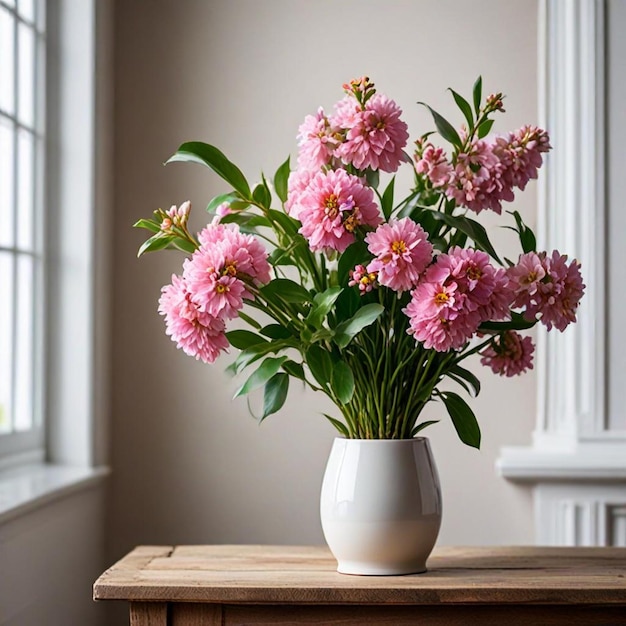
top-left (93, 545), bottom-right (626, 625)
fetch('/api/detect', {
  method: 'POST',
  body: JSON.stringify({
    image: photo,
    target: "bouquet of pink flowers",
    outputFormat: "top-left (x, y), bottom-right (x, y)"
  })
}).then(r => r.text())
top-left (136, 77), bottom-right (584, 446)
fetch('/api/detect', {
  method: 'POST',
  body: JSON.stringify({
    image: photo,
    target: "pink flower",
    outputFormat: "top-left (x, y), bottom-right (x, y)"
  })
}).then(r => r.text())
top-left (158, 274), bottom-right (229, 364)
top-left (402, 247), bottom-right (513, 352)
top-left (184, 223), bottom-right (271, 319)
top-left (446, 137), bottom-right (509, 214)
top-left (161, 200), bottom-right (191, 231)
top-left (443, 247), bottom-right (514, 321)
top-left (365, 218), bottom-right (433, 292)
top-left (480, 331), bottom-right (535, 377)
top-left (211, 201), bottom-right (233, 225)
top-left (298, 169), bottom-right (381, 252)
top-left (197, 223), bottom-right (271, 285)
top-left (508, 252), bottom-right (546, 298)
top-left (536, 251), bottom-right (585, 331)
top-left (415, 144), bottom-right (453, 188)
top-left (285, 168), bottom-right (316, 220)
top-left (296, 107), bottom-right (339, 170)
top-left (348, 264), bottom-right (378, 294)
top-left (509, 250), bottom-right (585, 331)
top-left (332, 93), bottom-right (409, 173)
top-left (492, 126), bottom-right (551, 192)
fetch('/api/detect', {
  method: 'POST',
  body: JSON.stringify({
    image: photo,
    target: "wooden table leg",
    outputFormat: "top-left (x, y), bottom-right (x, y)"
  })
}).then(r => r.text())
top-left (130, 602), bottom-right (168, 625)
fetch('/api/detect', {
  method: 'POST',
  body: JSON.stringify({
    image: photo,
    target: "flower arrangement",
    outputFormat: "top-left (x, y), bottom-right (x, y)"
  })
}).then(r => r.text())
top-left (136, 77), bottom-right (584, 447)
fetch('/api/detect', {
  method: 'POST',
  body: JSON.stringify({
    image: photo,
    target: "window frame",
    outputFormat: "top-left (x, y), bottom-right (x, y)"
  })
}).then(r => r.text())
top-left (0, 0), bottom-right (46, 466)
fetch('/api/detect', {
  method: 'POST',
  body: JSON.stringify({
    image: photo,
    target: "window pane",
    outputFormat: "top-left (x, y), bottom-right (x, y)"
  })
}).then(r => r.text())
top-left (0, 8), bottom-right (15, 116)
top-left (17, 129), bottom-right (34, 249)
top-left (14, 254), bottom-right (33, 431)
top-left (0, 253), bottom-right (14, 434)
top-left (17, 22), bottom-right (35, 128)
top-left (0, 119), bottom-right (14, 248)
top-left (17, 0), bottom-right (34, 24)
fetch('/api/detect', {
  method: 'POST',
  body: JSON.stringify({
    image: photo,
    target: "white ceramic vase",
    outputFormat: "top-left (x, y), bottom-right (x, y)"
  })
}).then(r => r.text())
top-left (320, 437), bottom-right (442, 576)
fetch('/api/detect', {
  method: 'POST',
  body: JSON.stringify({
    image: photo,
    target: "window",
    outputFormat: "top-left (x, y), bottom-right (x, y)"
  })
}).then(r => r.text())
top-left (0, 0), bottom-right (45, 462)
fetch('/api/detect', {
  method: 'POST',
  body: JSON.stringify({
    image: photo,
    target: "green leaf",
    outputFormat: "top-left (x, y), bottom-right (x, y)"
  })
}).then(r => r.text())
top-left (331, 361), bottom-right (355, 405)
top-left (137, 233), bottom-right (174, 257)
top-left (305, 344), bottom-right (333, 388)
top-left (225, 330), bottom-right (268, 351)
top-left (449, 89), bottom-right (474, 128)
top-left (306, 286), bottom-right (343, 329)
top-left (166, 141), bottom-right (251, 200)
top-left (418, 103), bottom-right (463, 148)
top-left (507, 210), bottom-right (537, 253)
top-left (381, 176), bottom-right (396, 220)
top-left (411, 420), bottom-right (440, 436)
top-left (261, 373), bottom-right (289, 421)
top-left (172, 238), bottom-right (197, 254)
top-left (273, 156), bottom-right (291, 204)
top-left (334, 303), bottom-right (385, 348)
top-left (268, 209), bottom-right (300, 235)
top-left (448, 364), bottom-right (481, 397)
top-left (133, 218), bottom-right (161, 233)
top-left (282, 360), bottom-right (305, 380)
top-left (479, 312), bottom-right (536, 332)
top-left (430, 211), bottom-right (502, 264)
top-left (237, 310), bottom-right (262, 330)
top-left (440, 391), bottom-right (481, 448)
top-left (323, 413), bottom-right (350, 437)
top-left (235, 356), bottom-right (288, 398)
top-left (252, 177), bottom-right (272, 209)
top-left (260, 324), bottom-right (292, 340)
top-left (260, 278), bottom-right (311, 304)
top-left (219, 212), bottom-right (271, 230)
top-left (473, 76), bottom-right (483, 115)
top-left (477, 118), bottom-right (494, 139)
top-left (365, 168), bottom-right (380, 189)
top-left (206, 192), bottom-right (243, 214)
top-left (337, 240), bottom-right (369, 287)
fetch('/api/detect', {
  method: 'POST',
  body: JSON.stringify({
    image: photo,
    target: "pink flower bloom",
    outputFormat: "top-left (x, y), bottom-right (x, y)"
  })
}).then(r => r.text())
top-left (365, 218), bottom-right (433, 292)
top-left (211, 201), bottom-right (233, 225)
top-left (158, 274), bottom-right (229, 364)
top-left (197, 223), bottom-right (271, 285)
top-left (536, 251), bottom-right (585, 331)
top-left (161, 200), bottom-right (191, 231)
top-left (185, 223), bottom-right (270, 319)
top-left (415, 144), bottom-right (453, 188)
top-left (332, 93), bottom-right (409, 173)
top-left (480, 331), bottom-right (535, 377)
top-left (492, 126), bottom-right (551, 192)
top-left (446, 137), bottom-right (509, 214)
top-left (508, 251), bottom-right (546, 298)
top-left (348, 264), bottom-right (378, 294)
top-left (296, 107), bottom-right (339, 170)
top-left (285, 168), bottom-right (316, 220)
top-left (510, 250), bottom-right (585, 331)
top-left (404, 291), bottom-right (481, 351)
top-left (298, 169), bottom-right (381, 253)
top-left (444, 247), bottom-right (514, 321)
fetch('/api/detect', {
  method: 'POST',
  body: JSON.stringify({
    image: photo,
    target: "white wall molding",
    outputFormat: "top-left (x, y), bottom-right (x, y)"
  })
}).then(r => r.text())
top-left (497, 0), bottom-right (626, 546)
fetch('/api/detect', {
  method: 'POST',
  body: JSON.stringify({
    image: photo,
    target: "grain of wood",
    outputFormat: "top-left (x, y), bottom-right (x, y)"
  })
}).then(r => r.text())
top-left (93, 545), bottom-right (626, 606)
top-left (129, 601), bottom-right (167, 625)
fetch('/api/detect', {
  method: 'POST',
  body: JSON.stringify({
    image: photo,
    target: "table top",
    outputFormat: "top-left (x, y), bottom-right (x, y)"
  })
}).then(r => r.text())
top-left (93, 545), bottom-right (626, 606)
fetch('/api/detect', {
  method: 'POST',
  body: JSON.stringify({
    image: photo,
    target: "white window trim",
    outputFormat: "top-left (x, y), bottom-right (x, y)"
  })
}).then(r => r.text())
top-left (497, 0), bottom-right (626, 547)
top-left (0, 0), bottom-right (111, 520)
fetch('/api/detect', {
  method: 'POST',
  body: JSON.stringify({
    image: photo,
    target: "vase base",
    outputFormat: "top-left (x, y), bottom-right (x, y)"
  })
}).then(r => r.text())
top-left (336, 561), bottom-right (427, 576)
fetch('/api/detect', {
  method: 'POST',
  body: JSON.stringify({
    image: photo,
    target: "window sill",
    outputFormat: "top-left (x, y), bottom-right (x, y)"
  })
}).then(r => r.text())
top-left (0, 463), bottom-right (110, 524)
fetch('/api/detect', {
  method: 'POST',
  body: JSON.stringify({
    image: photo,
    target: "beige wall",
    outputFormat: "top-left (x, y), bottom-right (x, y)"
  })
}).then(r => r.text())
top-left (109, 0), bottom-right (538, 565)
